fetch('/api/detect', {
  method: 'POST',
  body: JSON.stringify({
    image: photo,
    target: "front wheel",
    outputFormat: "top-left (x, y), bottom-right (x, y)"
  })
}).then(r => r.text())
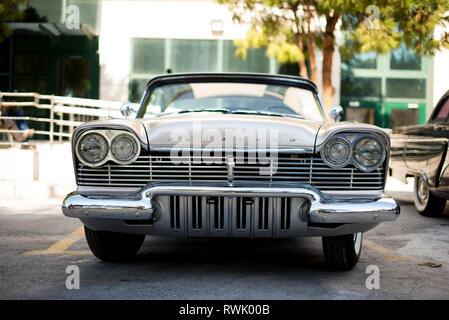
top-left (322, 232), bottom-right (363, 270)
top-left (84, 226), bottom-right (145, 262)
top-left (413, 175), bottom-right (446, 217)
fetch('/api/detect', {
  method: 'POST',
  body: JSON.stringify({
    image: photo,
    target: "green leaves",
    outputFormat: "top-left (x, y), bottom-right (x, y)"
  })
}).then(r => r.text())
top-left (0, 0), bottom-right (26, 43)
top-left (217, 0), bottom-right (449, 63)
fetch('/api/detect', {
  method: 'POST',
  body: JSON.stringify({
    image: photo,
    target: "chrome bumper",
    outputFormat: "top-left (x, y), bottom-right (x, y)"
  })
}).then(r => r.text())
top-left (62, 183), bottom-right (400, 224)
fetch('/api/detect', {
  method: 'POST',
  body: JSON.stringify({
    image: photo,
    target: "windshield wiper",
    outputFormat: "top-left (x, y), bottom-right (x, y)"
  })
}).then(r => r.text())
top-left (155, 107), bottom-right (231, 117)
top-left (176, 107), bottom-right (231, 114)
top-left (230, 109), bottom-right (305, 119)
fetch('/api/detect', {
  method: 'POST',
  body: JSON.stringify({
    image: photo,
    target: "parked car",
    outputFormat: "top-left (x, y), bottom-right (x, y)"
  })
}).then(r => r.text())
top-left (390, 90), bottom-right (449, 217)
top-left (62, 73), bottom-right (399, 270)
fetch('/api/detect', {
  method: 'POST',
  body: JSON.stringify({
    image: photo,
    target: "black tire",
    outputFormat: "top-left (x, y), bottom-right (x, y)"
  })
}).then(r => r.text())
top-left (413, 175), bottom-right (446, 217)
top-left (322, 232), bottom-right (362, 270)
top-left (84, 226), bottom-right (145, 262)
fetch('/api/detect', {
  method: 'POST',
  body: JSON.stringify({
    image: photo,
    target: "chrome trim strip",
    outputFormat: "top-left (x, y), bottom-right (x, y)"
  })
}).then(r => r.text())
top-left (62, 183), bottom-right (399, 223)
top-left (62, 191), bottom-right (153, 220)
top-left (149, 146), bottom-right (314, 154)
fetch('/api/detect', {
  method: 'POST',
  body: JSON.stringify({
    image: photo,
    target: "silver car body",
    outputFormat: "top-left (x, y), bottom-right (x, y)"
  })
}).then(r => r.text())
top-left (62, 73), bottom-right (399, 238)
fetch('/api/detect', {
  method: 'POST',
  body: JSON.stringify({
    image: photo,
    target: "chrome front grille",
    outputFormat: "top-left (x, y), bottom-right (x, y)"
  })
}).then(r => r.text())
top-left (166, 195), bottom-right (292, 237)
top-left (76, 152), bottom-right (385, 190)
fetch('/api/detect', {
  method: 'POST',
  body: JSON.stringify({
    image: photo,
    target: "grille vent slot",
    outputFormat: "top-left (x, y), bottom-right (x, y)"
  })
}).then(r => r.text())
top-left (170, 196), bottom-right (180, 230)
top-left (208, 197), bottom-right (224, 230)
top-left (191, 196), bottom-right (203, 230)
top-left (258, 198), bottom-right (270, 231)
top-left (236, 197), bottom-right (252, 230)
top-left (280, 198), bottom-right (291, 231)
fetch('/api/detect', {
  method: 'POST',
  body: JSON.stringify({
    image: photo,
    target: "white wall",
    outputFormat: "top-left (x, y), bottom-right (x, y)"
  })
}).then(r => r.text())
top-left (431, 23), bottom-right (449, 109)
top-left (99, 0), bottom-right (248, 101)
top-left (432, 49), bottom-right (449, 107)
top-left (99, 0), bottom-right (340, 105)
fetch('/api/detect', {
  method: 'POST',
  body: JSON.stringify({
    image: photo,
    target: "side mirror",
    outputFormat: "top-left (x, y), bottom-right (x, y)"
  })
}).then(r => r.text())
top-left (329, 105), bottom-right (344, 122)
top-left (120, 102), bottom-right (135, 118)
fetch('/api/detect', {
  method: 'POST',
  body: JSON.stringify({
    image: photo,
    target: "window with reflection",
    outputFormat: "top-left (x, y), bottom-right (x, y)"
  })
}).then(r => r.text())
top-left (132, 39), bottom-right (165, 75)
top-left (341, 77), bottom-right (381, 98)
top-left (129, 78), bottom-right (148, 104)
top-left (141, 82), bottom-right (324, 122)
top-left (390, 44), bottom-right (422, 71)
top-left (344, 52), bottom-right (377, 69)
top-left (431, 98), bottom-right (449, 123)
top-left (171, 39), bottom-right (218, 73)
top-left (390, 109), bottom-right (419, 127)
top-left (386, 78), bottom-right (426, 99)
top-left (222, 40), bottom-right (270, 73)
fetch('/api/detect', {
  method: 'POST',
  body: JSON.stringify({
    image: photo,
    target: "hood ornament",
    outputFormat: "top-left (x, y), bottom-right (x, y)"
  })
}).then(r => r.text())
top-left (226, 156), bottom-right (235, 186)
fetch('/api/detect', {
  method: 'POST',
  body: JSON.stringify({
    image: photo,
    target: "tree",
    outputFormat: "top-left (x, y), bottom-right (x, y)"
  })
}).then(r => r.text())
top-left (217, 0), bottom-right (449, 114)
top-left (0, 0), bottom-right (26, 43)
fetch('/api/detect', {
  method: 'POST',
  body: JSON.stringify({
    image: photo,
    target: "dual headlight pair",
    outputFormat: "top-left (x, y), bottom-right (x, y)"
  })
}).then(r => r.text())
top-left (321, 133), bottom-right (386, 172)
top-left (75, 130), bottom-right (140, 167)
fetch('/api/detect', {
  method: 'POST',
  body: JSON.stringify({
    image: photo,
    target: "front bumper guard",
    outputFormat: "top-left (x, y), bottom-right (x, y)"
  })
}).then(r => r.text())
top-left (62, 183), bottom-right (400, 224)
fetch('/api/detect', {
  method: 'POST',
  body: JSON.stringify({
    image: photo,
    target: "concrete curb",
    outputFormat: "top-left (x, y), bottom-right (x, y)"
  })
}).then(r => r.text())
top-left (0, 181), bottom-right (75, 200)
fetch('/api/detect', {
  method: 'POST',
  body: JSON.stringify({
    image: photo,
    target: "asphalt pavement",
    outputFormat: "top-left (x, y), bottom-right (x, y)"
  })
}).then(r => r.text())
top-left (1, 192), bottom-right (449, 299)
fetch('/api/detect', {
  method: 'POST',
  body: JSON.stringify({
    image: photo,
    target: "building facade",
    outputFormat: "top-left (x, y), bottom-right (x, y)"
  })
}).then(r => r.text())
top-left (2, 0), bottom-right (448, 129)
top-left (97, 0), bottom-right (337, 103)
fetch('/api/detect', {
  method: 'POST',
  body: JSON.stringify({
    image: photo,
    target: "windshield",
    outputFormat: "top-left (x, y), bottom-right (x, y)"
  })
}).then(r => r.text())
top-left (139, 82), bottom-right (325, 121)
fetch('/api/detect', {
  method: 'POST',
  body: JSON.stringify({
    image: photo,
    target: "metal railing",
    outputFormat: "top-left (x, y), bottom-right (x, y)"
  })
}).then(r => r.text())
top-left (0, 92), bottom-right (138, 146)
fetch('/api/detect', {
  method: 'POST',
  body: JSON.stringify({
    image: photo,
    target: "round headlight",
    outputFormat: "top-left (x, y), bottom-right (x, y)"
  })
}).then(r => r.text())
top-left (353, 136), bottom-right (385, 171)
top-left (111, 133), bottom-right (139, 163)
top-left (322, 137), bottom-right (351, 167)
top-left (77, 132), bottom-right (108, 165)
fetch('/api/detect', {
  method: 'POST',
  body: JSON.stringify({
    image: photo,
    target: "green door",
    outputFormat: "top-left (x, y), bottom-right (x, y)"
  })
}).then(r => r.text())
top-left (340, 46), bottom-right (431, 128)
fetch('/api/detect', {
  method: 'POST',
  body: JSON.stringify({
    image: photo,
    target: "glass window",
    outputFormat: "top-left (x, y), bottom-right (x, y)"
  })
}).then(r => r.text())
top-left (432, 98), bottom-right (449, 123)
top-left (129, 78), bottom-right (148, 103)
top-left (0, 42), bottom-right (9, 73)
top-left (30, 0), bottom-right (99, 28)
top-left (141, 82), bottom-right (324, 122)
top-left (0, 75), bottom-right (9, 91)
top-left (14, 55), bottom-right (47, 74)
top-left (60, 58), bottom-right (91, 98)
top-left (171, 39), bottom-right (218, 73)
top-left (132, 38), bottom-right (165, 75)
top-left (29, 0), bottom-right (63, 22)
top-left (348, 52), bottom-right (377, 69)
top-left (67, 0), bottom-right (100, 30)
top-left (341, 77), bottom-right (381, 98)
top-left (386, 78), bottom-right (426, 99)
top-left (222, 40), bottom-right (270, 73)
top-left (390, 45), bottom-right (422, 70)
top-left (14, 75), bottom-right (47, 93)
top-left (345, 107), bottom-right (375, 124)
top-left (390, 109), bottom-right (419, 128)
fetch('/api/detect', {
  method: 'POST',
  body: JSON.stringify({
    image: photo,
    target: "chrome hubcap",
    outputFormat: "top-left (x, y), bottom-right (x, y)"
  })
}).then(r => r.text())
top-left (353, 232), bottom-right (362, 255)
top-left (417, 176), bottom-right (429, 206)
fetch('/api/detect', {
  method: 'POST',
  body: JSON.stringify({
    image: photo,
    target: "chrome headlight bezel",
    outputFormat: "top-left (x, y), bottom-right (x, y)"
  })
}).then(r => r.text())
top-left (320, 136), bottom-right (352, 168)
top-left (110, 132), bottom-right (141, 165)
top-left (352, 135), bottom-right (386, 172)
top-left (75, 130), bottom-right (141, 167)
top-left (320, 132), bottom-right (387, 172)
top-left (75, 131), bottom-right (109, 167)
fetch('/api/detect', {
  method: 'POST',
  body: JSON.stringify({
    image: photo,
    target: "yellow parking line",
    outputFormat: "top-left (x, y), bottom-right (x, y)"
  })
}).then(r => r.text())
top-left (24, 226), bottom-right (91, 255)
top-left (364, 239), bottom-right (414, 262)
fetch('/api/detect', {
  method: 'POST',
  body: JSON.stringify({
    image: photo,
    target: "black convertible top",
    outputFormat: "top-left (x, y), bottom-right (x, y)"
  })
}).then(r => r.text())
top-left (144, 72), bottom-right (318, 94)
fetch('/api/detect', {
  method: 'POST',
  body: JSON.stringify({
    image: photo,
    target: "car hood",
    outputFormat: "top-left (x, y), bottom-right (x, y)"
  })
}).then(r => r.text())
top-left (141, 113), bottom-right (322, 151)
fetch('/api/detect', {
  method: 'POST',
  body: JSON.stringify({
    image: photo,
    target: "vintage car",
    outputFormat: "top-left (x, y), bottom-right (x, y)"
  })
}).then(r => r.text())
top-left (390, 90), bottom-right (449, 217)
top-left (62, 73), bottom-right (399, 270)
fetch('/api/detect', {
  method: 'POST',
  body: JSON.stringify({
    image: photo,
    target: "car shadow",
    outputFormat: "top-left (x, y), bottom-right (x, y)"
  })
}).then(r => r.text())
top-left (128, 236), bottom-right (329, 272)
